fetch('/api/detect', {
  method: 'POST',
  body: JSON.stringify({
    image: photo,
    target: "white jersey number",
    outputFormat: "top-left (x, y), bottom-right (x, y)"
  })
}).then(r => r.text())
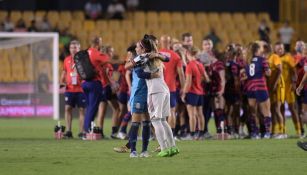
top-left (249, 63), bottom-right (255, 76)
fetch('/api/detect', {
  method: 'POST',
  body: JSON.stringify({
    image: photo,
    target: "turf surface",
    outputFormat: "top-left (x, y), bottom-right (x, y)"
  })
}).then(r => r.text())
top-left (0, 118), bottom-right (306, 175)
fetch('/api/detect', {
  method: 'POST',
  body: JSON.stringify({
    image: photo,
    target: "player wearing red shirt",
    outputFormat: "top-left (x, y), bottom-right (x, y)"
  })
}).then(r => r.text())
top-left (296, 45), bottom-right (307, 138)
top-left (60, 40), bottom-right (86, 139)
top-left (181, 46), bottom-right (209, 140)
top-left (96, 45), bottom-right (121, 138)
top-left (294, 41), bottom-right (306, 137)
top-left (81, 37), bottom-right (110, 136)
top-left (159, 35), bottom-right (185, 137)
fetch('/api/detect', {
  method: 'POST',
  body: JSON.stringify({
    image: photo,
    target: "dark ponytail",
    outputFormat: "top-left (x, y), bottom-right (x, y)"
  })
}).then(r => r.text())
top-left (140, 34), bottom-right (157, 53)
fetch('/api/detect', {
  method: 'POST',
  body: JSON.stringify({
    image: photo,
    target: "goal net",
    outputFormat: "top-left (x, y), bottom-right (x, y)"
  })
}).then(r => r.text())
top-left (0, 33), bottom-right (59, 120)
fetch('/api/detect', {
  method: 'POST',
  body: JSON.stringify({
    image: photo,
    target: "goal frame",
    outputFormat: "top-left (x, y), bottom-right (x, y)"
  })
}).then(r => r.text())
top-left (0, 32), bottom-right (59, 120)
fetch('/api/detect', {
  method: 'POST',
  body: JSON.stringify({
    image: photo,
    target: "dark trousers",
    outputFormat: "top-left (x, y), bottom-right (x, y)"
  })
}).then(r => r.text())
top-left (82, 80), bottom-right (102, 132)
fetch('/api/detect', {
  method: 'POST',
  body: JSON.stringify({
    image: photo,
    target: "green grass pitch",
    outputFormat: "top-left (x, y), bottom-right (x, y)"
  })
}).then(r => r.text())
top-left (0, 118), bottom-right (307, 175)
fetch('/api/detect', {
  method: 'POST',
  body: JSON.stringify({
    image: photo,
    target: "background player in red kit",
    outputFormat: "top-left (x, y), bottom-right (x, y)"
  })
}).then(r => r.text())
top-left (97, 45), bottom-right (121, 138)
top-left (182, 46), bottom-right (209, 140)
top-left (81, 37), bottom-right (110, 137)
top-left (159, 35), bottom-right (185, 137)
top-left (60, 40), bottom-right (86, 139)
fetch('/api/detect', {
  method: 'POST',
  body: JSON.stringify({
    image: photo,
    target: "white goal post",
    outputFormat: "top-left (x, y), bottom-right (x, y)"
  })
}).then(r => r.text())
top-left (0, 32), bottom-right (59, 120)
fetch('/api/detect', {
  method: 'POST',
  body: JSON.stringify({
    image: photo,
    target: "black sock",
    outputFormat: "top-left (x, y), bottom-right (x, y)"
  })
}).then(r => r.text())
top-left (180, 125), bottom-right (186, 136)
top-left (191, 132), bottom-right (195, 137)
top-left (171, 128), bottom-right (175, 136)
top-left (142, 121), bottom-right (150, 152)
top-left (112, 126), bottom-right (119, 134)
top-left (125, 142), bottom-right (130, 149)
top-left (129, 122), bottom-right (140, 152)
top-left (175, 124), bottom-right (180, 135)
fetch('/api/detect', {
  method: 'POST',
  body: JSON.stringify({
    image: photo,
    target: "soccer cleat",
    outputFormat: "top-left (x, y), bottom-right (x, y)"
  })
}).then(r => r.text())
top-left (251, 133), bottom-right (260, 140)
top-left (110, 133), bottom-right (118, 139)
top-left (299, 134), bottom-right (306, 139)
top-left (139, 151), bottom-right (151, 158)
top-left (116, 132), bottom-right (127, 140)
top-left (180, 134), bottom-right (193, 141)
top-left (81, 133), bottom-right (87, 140)
top-left (273, 134), bottom-right (284, 139)
top-left (157, 149), bottom-right (170, 157)
top-left (204, 132), bottom-right (213, 139)
top-left (130, 151), bottom-right (138, 158)
top-left (113, 146), bottom-right (129, 153)
top-left (169, 147), bottom-right (180, 156)
top-left (297, 141), bottom-right (307, 151)
top-left (78, 132), bottom-right (84, 139)
top-left (63, 131), bottom-right (73, 139)
top-left (174, 136), bottom-right (181, 141)
top-left (263, 133), bottom-right (271, 139)
top-left (197, 135), bottom-right (205, 141)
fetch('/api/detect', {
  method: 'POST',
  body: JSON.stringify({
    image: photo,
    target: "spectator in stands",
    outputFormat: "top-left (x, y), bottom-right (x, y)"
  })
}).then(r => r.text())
top-left (258, 19), bottom-right (270, 43)
top-left (279, 20), bottom-right (294, 52)
top-left (106, 0), bottom-right (126, 20)
top-left (126, 0), bottom-right (139, 11)
top-left (85, 0), bottom-right (102, 20)
top-left (2, 15), bottom-right (14, 32)
top-left (14, 18), bottom-right (27, 32)
top-left (28, 20), bottom-right (39, 32)
top-left (204, 28), bottom-right (221, 50)
top-left (39, 15), bottom-right (52, 32)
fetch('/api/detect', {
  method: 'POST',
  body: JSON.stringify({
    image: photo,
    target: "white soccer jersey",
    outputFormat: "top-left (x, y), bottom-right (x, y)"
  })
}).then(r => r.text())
top-left (143, 62), bottom-right (169, 94)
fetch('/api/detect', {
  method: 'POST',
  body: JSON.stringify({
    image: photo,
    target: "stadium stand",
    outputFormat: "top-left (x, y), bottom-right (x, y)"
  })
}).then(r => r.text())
top-left (0, 10), bottom-right (279, 83)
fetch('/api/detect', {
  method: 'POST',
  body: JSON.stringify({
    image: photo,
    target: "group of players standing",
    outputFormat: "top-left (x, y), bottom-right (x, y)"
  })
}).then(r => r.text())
top-left (60, 32), bottom-right (307, 157)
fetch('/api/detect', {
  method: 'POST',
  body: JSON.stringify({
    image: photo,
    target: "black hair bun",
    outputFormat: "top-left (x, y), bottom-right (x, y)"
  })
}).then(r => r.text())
top-left (143, 34), bottom-right (150, 40)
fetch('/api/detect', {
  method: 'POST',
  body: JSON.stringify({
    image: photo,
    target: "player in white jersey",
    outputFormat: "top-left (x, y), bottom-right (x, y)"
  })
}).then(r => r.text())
top-left (135, 35), bottom-right (179, 157)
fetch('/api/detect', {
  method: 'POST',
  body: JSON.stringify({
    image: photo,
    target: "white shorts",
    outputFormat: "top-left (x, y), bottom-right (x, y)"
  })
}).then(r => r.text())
top-left (147, 92), bottom-right (171, 120)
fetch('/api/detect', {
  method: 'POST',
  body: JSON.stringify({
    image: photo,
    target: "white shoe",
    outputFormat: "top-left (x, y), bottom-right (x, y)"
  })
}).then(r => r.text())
top-left (117, 132), bottom-right (127, 140)
top-left (273, 134), bottom-right (284, 139)
top-left (204, 132), bottom-right (213, 139)
top-left (263, 133), bottom-right (271, 139)
top-left (251, 133), bottom-right (260, 140)
top-left (130, 151), bottom-right (138, 158)
top-left (174, 136), bottom-right (181, 141)
top-left (180, 134), bottom-right (193, 141)
top-left (239, 132), bottom-right (248, 139)
top-left (139, 151), bottom-right (150, 158)
top-left (300, 134), bottom-right (306, 139)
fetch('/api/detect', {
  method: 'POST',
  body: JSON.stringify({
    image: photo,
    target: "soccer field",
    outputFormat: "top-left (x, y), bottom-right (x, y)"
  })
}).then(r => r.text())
top-left (0, 118), bottom-right (306, 175)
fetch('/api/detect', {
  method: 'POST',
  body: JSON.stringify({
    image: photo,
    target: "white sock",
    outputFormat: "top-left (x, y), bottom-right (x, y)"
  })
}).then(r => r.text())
top-left (161, 119), bottom-right (176, 147)
top-left (151, 120), bottom-right (167, 150)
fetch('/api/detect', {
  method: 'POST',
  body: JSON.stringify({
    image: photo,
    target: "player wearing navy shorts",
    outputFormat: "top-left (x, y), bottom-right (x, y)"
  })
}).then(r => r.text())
top-left (60, 40), bottom-right (86, 139)
top-left (224, 43), bottom-right (241, 136)
top-left (181, 46), bottom-right (210, 140)
top-left (241, 41), bottom-right (272, 139)
top-left (116, 45), bottom-right (135, 140)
